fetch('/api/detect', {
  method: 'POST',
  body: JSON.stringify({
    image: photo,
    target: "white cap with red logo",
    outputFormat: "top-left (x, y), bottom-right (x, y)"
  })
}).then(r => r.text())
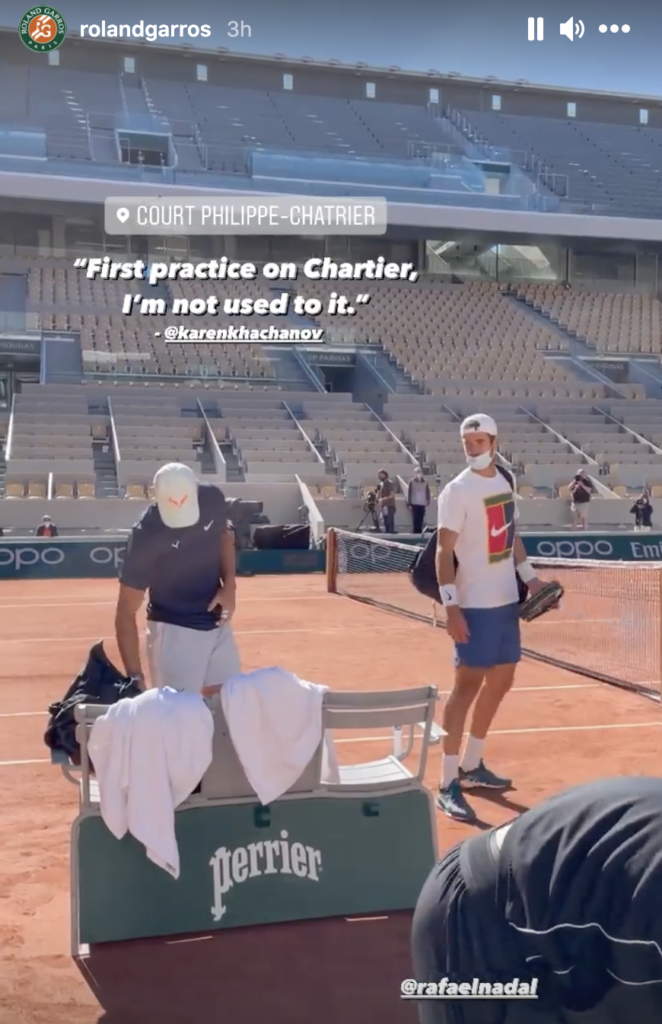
top-left (153, 463), bottom-right (200, 528)
top-left (460, 413), bottom-right (498, 437)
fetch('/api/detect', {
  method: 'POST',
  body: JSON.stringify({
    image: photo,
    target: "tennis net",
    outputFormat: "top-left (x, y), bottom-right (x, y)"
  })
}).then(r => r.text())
top-left (326, 528), bottom-right (662, 701)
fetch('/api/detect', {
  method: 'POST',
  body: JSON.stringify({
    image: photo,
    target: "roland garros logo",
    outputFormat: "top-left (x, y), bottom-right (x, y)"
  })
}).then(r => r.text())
top-left (19, 6), bottom-right (67, 52)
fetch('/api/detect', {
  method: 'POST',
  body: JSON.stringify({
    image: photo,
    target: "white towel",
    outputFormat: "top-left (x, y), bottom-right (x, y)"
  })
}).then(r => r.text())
top-left (88, 687), bottom-right (214, 878)
top-left (221, 666), bottom-right (340, 805)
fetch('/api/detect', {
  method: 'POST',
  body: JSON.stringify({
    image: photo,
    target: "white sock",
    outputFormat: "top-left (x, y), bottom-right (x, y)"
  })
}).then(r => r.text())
top-left (461, 735), bottom-right (484, 772)
top-left (441, 755), bottom-right (459, 790)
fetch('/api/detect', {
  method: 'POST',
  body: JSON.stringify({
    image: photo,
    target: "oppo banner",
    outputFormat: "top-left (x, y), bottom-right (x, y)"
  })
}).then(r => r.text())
top-left (0, 533), bottom-right (660, 581)
top-left (0, 541), bottom-right (127, 578)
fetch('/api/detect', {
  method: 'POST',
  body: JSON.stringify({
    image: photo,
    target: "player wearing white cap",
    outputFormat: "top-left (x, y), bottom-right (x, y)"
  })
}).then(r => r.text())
top-left (114, 462), bottom-right (241, 696)
top-left (435, 414), bottom-right (544, 822)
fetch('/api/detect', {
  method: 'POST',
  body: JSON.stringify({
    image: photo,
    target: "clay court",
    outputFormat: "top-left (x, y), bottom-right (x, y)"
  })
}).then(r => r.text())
top-left (0, 574), bottom-right (660, 1024)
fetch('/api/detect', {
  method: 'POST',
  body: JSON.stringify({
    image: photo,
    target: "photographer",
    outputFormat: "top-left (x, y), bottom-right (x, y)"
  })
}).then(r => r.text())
top-left (568, 469), bottom-right (594, 530)
top-left (376, 469), bottom-right (396, 534)
top-left (631, 488), bottom-right (653, 531)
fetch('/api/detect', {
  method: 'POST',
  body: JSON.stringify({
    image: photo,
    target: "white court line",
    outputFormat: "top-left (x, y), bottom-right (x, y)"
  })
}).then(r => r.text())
top-left (1, 719), bottom-right (659, 768)
top-left (0, 758), bottom-right (50, 766)
top-left (0, 595), bottom-right (333, 611)
top-left (333, 720), bottom-right (661, 744)
top-left (4, 624), bottom-right (647, 645)
top-left (0, 682), bottom-right (606, 720)
top-left (0, 626), bottom-right (388, 645)
top-left (0, 712), bottom-right (46, 718)
top-left (531, 619), bottom-right (619, 625)
top-left (0, 588), bottom-right (329, 602)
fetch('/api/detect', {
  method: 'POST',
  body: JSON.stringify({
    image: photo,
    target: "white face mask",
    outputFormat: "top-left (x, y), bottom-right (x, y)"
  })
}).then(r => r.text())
top-left (465, 451), bottom-right (493, 471)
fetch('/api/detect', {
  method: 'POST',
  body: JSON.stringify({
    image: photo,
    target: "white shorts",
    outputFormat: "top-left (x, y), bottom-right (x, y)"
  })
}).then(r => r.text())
top-left (571, 503), bottom-right (589, 522)
top-left (145, 621), bottom-right (241, 694)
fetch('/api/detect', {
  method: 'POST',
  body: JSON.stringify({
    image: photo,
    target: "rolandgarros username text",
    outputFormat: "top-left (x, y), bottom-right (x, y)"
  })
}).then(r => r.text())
top-left (400, 978), bottom-right (540, 1000)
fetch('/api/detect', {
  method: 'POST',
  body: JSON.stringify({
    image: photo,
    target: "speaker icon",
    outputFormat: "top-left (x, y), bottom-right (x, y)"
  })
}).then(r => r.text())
top-left (560, 17), bottom-right (585, 39)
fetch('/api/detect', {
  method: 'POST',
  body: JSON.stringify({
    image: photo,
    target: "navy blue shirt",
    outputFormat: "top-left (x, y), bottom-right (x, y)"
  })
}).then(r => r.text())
top-left (500, 777), bottom-right (662, 1004)
top-left (120, 483), bottom-right (230, 631)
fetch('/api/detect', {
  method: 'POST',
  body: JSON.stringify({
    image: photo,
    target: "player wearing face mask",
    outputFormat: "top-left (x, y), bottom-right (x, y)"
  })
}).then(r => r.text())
top-left (434, 414), bottom-right (544, 823)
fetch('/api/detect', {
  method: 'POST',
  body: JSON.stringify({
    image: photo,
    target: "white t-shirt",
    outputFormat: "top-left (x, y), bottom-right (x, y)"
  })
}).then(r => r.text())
top-left (437, 467), bottom-right (519, 609)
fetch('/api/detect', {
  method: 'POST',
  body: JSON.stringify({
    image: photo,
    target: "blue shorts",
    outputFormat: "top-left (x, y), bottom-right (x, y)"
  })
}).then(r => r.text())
top-left (454, 602), bottom-right (521, 669)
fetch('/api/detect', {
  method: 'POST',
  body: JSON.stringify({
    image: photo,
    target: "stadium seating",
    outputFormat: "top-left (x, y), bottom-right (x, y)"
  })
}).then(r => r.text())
top-left (15, 258), bottom-right (277, 379)
top-left (33, 71), bottom-right (464, 170)
top-left (512, 284), bottom-right (662, 354)
top-left (458, 111), bottom-right (662, 219)
top-left (6, 388), bottom-right (96, 498)
top-left (7, 254), bottom-right (662, 502)
top-left (2, 46), bottom-right (662, 220)
top-left (3, 37), bottom-right (662, 506)
top-left (300, 396), bottom-right (414, 488)
top-left (296, 278), bottom-right (630, 399)
top-left (205, 392), bottom-right (328, 483)
top-left (18, 257), bottom-right (660, 380)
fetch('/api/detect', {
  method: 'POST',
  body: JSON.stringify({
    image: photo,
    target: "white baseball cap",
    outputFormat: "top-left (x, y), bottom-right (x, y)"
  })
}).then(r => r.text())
top-left (153, 463), bottom-right (200, 528)
top-left (460, 413), bottom-right (498, 437)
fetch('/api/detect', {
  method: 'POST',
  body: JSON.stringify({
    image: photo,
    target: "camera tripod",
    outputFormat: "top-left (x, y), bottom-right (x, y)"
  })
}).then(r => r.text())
top-left (355, 505), bottom-right (381, 532)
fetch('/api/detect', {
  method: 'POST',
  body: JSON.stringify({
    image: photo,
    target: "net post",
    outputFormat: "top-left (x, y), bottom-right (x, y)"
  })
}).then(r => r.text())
top-left (326, 527), bottom-right (337, 593)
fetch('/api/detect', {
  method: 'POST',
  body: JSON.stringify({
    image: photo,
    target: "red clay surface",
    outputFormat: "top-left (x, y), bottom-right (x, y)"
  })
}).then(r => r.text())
top-left (0, 576), bottom-right (659, 1023)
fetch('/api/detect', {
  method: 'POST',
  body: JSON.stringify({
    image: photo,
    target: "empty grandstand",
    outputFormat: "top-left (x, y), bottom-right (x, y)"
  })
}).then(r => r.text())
top-left (0, 30), bottom-right (661, 536)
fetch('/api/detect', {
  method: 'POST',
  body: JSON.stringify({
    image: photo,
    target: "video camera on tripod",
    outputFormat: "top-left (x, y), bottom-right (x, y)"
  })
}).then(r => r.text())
top-left (356, 488), bottom-right (380, 531)
top-left (363, 489), bottom-right (378, 514)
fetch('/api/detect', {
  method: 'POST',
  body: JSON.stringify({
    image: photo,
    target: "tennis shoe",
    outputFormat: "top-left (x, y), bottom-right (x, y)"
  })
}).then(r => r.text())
top-left (436, 779), bottom-right (477, 822)
top-left (459, 760), bottom-right (512, 791)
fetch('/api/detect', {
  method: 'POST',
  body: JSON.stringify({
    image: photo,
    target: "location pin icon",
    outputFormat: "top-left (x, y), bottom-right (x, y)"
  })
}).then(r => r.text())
top-left (116, 208), bottom-right (130, 224)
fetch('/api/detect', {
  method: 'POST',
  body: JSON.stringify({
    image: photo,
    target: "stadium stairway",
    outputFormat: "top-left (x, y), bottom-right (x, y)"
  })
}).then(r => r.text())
top-left (219, 441), bottom-right (245, 481)
top-left (503, 289), bottom-right (631, 396)
top-left (198, 433), bottom-right (219, 476)
top-left (360, 347), bottom-right (422, 395)
top-left (263, 346), bottom-right (318, 389)
top-left (92, 439), bottom-right (119, 498)
top-left (89, 130), bottom-right (119, 163)
top-left (42, 334), bottom-right (84, 383)
top-left (628, 360), bottom-right (662, 397)
top-left (504, 288), bottom-right (591, 357)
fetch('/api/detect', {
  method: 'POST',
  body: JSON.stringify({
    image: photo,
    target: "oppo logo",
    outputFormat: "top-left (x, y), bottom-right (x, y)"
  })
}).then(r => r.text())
top-left (89, 545), bottom-right (125, 569)
top-left (534, 539), bottom-right (614, 559)
top-left (345, 540), bottom-right (406, 568)
top-left (0, 546), bottom-right (65, 570)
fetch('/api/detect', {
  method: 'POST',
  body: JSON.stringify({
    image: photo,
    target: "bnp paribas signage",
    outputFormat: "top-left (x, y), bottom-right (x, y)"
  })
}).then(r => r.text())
top-left (210, 830), bottom-right (323, 922)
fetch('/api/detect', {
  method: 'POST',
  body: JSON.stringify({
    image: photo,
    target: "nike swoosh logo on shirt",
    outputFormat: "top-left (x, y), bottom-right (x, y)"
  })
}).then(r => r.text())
top-left (172, 541), bottom-right (180, 549)
top-left (490, 522), bottom-right (511, 538)
top-left (204, 521), bottom-right (214, 531)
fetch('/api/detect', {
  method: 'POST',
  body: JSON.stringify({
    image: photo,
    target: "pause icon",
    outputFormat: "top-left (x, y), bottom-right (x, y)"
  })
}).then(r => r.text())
top-left (528, 16), bottom-right (544, 40)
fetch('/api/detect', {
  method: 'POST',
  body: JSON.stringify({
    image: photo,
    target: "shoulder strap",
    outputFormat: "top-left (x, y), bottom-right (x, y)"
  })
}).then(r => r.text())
top-left (496, 463), bottom-right (515, 490)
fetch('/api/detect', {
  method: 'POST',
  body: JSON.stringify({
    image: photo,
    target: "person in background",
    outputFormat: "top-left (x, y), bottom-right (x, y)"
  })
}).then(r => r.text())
top-left (376, 468), bottom-right (397, 534)
top-left (36, 515), bottom-right (58, 538)
top-left (631, 488), bottom-right (653, 531)
top-left (407, 467), bottom-right (431, 534)
top-left (568, 469), bottom-right (594, 530)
